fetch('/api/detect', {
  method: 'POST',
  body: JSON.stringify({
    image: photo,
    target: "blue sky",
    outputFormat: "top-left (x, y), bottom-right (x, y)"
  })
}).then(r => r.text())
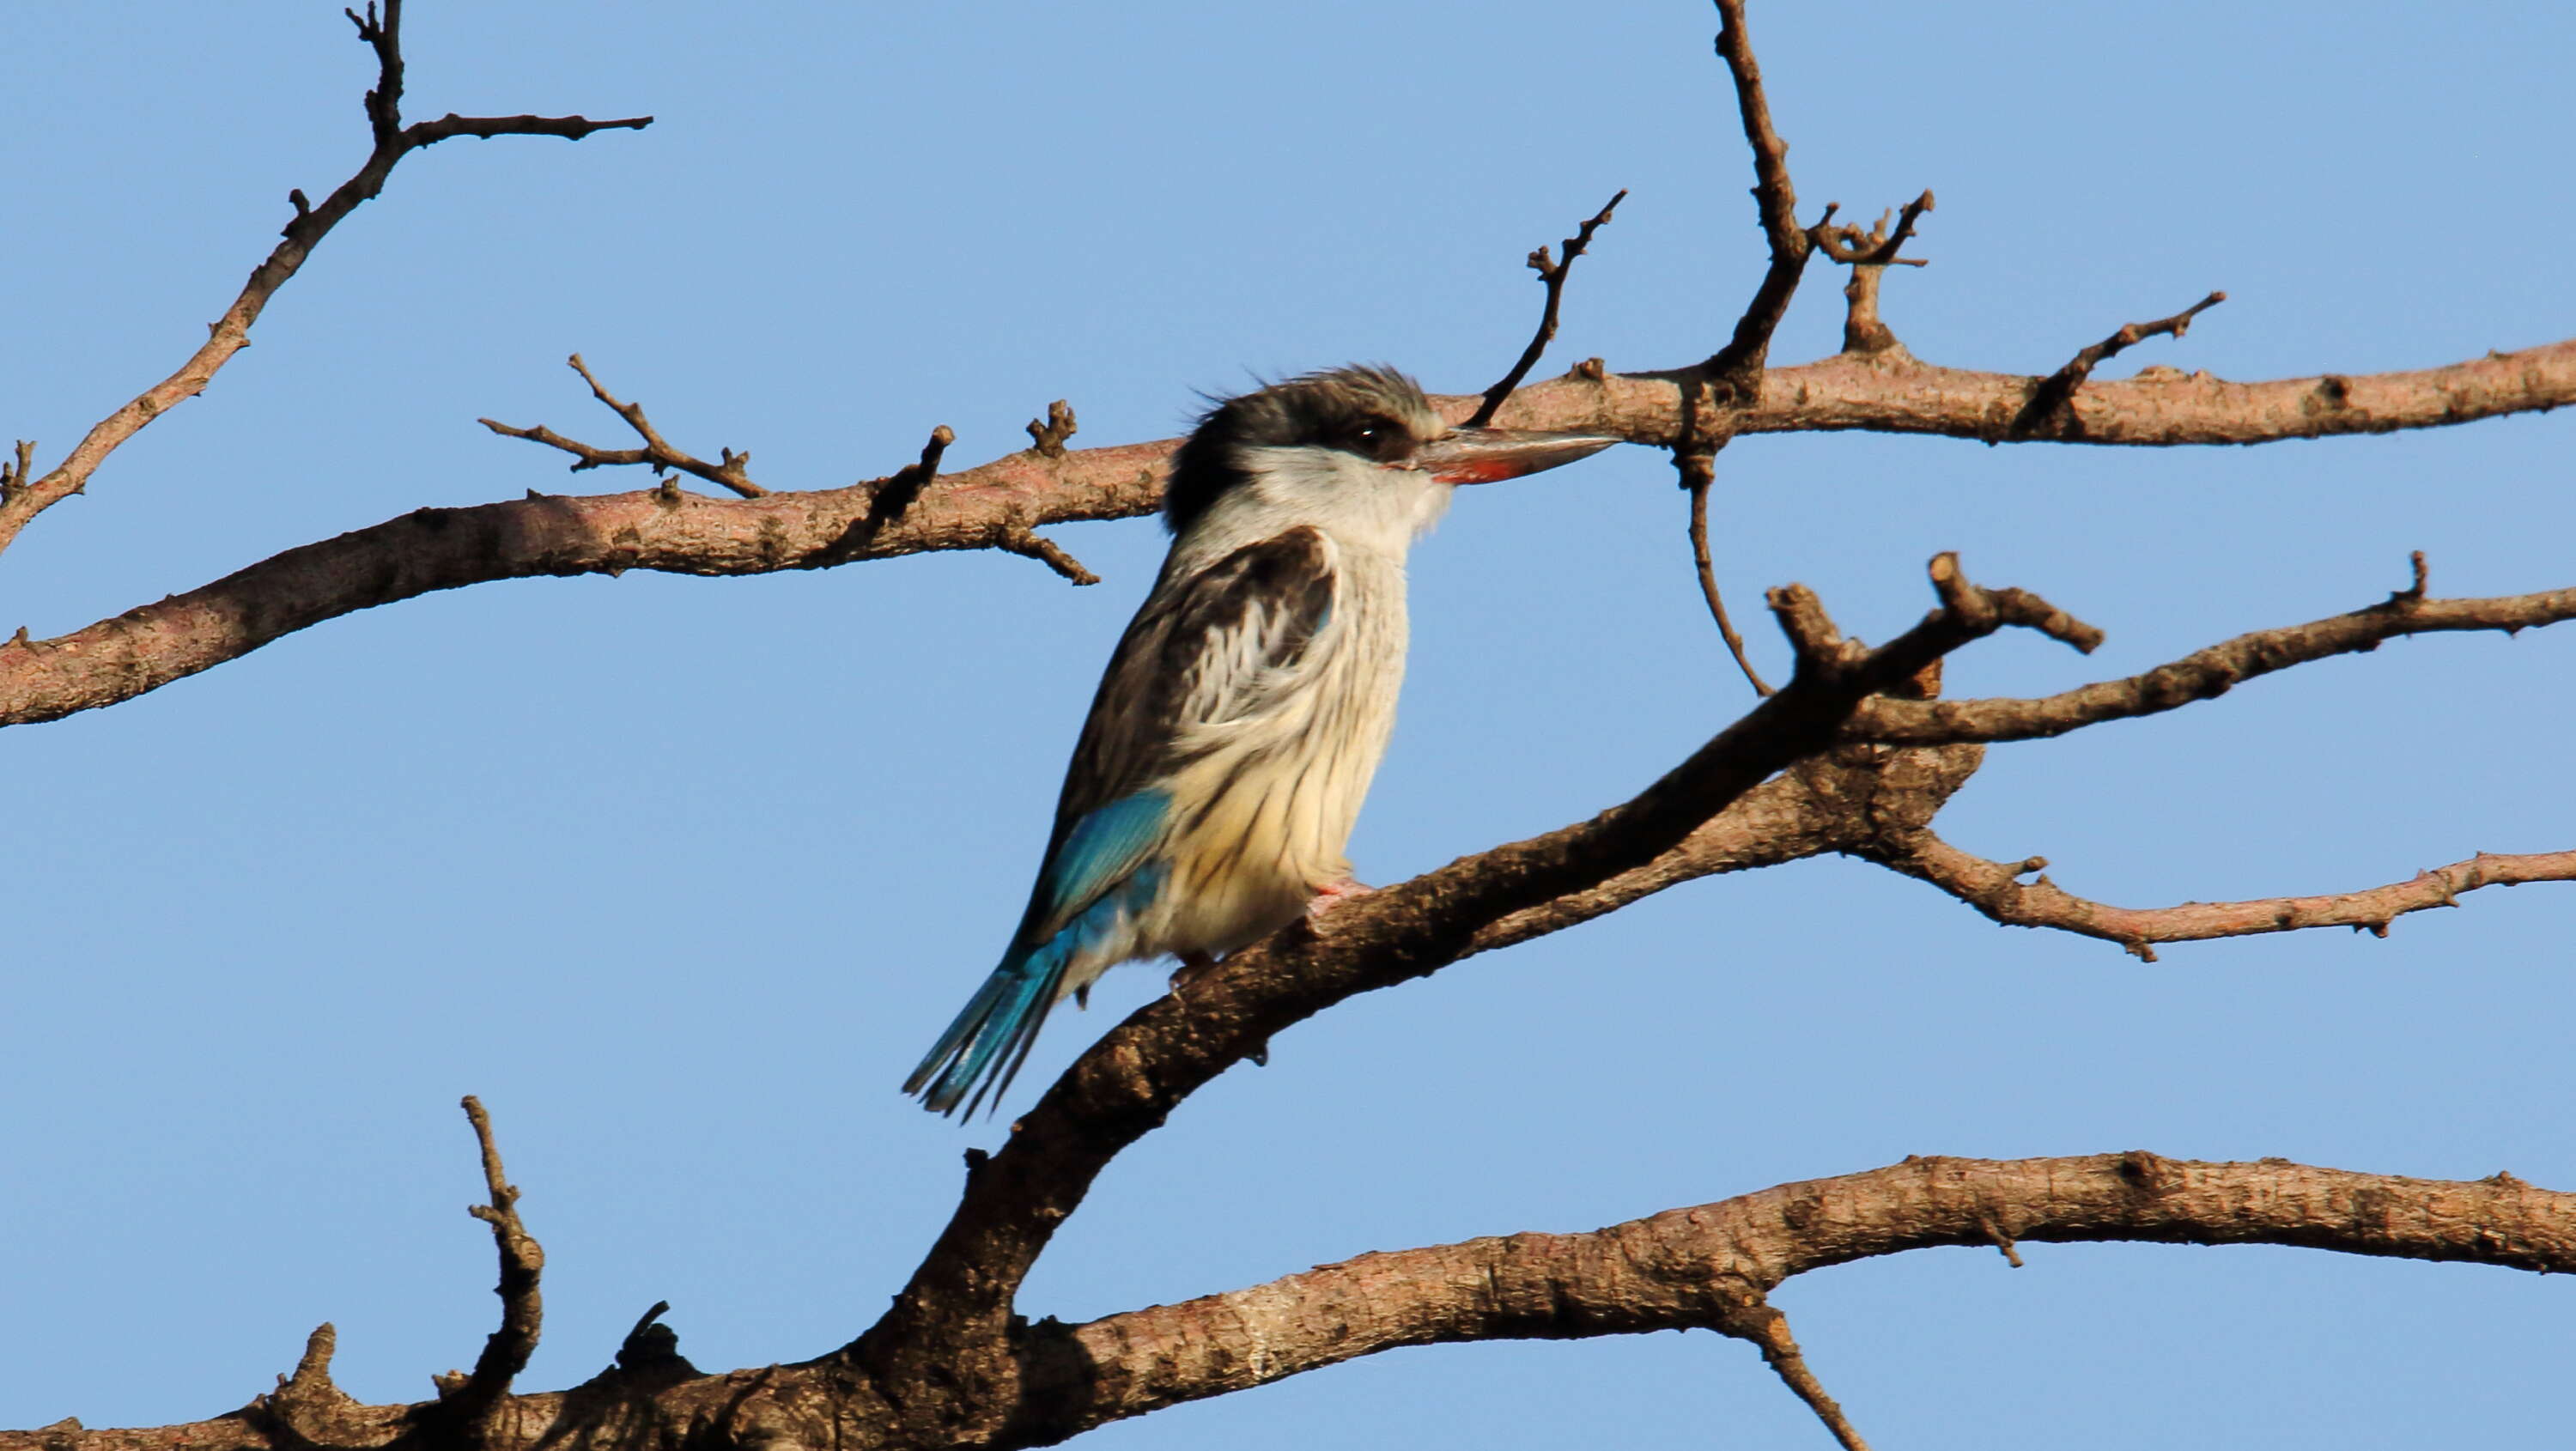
top-left (5, 3), bottom-right (2572, 1446)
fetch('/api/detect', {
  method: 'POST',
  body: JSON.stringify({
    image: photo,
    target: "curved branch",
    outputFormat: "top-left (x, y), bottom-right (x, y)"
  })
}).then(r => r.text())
top-left (442, 1096), bottom-right (545, 1435)
top-left (1466, 189), bottom-right (1627, 428)
top-left (1868, 833), bottom-right (2576, 962)
top-left (0, 441), bottom-right (1167, 727)
top-left (0, 1), bottom-right (648, 560)
top-left (1465, 741), bottom-right (1981, 956)
top-left (11, 333), bottom-right (2566, 731)
top-left (1703, 0), bottom-right (1814, 389)
top-left (851, 562), bottom-right (2093, 1420)
top-left (1843, 576), bottom-right (2576, 746)
top-left (11, 1155), bottom-right (2562, 1451)
top-left (1036, 1155), bottom-right (2575, 1438)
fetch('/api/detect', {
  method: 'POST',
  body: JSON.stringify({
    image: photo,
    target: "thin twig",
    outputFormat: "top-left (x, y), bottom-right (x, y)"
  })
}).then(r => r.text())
top-left (481, 355), bottom-right (767, 497)
top-left (819, 425), bottom-right (962, 566)
top-left (1810, 192), bottom-right (1935, 267)
top-left (2013, 290), bottom-right (2227, 435)
top-left (999, 524), bottom-right (1100, 586)
top-left (1716, 1294), bottom-right (1874, 1451)
top-left (447, 1095), bottom-right (544, 1436)
top-left (1678, 452), bottom-right (1773, 695)
top-left (1702, 0), bottom-right (1814, 392)
top-left (1979, 1215), bottom-right (2026, 1268)
top-left (1810, 191), bottom-right (1935, 355)
top-left (1467, 190), bottom-right (1627, 428)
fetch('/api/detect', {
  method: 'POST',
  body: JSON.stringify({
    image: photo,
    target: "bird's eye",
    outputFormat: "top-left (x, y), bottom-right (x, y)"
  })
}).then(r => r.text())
top-left (1346, 417), bottom-right (1412, 463)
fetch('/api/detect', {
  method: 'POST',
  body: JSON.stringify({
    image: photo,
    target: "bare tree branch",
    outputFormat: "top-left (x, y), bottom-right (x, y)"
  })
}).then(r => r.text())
top-left (1714, 1295), bottom-right (1876, 1451)
top-left (1468, 741), bottom-right (1984, 956)
top-left (0, 2), bottom-right (648, 562)
top-left (1467, 190), bottom-right (1628, 428)
top-left (850, 558), bottom-right (2099, 1424)
top-left (15, 1155), bottom-right (2563, 1451)
top-left (440, 1096), bottom-right (545, 1436)
top-left (4, 335), bottom-right (2565, 732)
top-left (1029, 1155), bottom-right (2576, 1441)
top-left (481, 355), bottom-right (769, 498)
top-left (253, 1323), bottom-right (367, 1448)
top-left (0, 438), bottom-right (1169, 728)
top-left (2013, 289), bottom-right (2229, 436)
top-left (1868, 834), bottom-right (2576, 962)
top-left (1844, 572), bottom-right (2576, 746)
top-left (1814, 191), bottom-right (1936, 356)
top-left (1484, 337), bottom-right (2576, 445)
top-left (1678, 450), bottom-right (1775, 695)
top-left (9, 1), bottom-right (2571, 1447)
top-left (1703, 0), bottom-right (1814, 393)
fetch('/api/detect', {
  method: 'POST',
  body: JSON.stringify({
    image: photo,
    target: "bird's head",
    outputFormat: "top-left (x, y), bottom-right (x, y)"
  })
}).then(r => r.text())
top-left (1165, 366), bottom-right (1619, 548)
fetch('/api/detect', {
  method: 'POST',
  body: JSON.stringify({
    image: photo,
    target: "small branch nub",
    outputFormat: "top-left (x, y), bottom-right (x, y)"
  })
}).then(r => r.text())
top-left (1027, 400), bottom-right (1078, 458)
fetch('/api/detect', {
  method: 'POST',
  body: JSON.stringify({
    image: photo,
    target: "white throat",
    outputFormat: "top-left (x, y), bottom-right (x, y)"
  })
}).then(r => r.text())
top-left (1186, 445), bottom-right (1451, 562)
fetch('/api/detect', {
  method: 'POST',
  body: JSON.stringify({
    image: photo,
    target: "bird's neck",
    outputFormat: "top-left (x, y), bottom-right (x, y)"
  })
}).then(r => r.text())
top-left (1176, 447), bottom-right (1449, 568)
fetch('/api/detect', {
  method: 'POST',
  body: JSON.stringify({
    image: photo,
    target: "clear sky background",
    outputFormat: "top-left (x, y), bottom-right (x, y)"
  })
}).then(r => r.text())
top-left (6, 3), bottom-right (2572, 1446)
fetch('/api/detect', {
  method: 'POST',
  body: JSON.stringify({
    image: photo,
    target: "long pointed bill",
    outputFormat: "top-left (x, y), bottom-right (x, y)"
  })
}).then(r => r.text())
top-left (1413, 427), bottom-right (1620, 485)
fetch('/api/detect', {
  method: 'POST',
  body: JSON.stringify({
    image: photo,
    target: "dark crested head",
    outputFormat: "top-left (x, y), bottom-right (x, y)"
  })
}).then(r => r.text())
top-left (1164, 366), bottom-right (1440, 535)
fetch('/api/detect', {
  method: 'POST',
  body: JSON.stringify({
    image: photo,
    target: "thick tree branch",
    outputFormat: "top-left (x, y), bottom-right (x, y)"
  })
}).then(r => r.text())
top-left (16, 1155), bottom-right (2561, 1451)
top-left (1844, 574), bottom-right (2576, 745)
top-left (1867, 835), bottom-right (2576, 962)
top-left (4, 341), bottom-right (2566, 730)
top-left (0, 440), bottom-right (1168, 728)
top-left (0, 1), bottom-right (648, 562)
top-left (1487, 337), bottom-right (2576, 446)
top-left (4, 322), bottom-right (2555, 732)
top-left (1029, 1156), bottom-right (2575, 1441)
top-left (1468, 741), bottom-right (1981, 955)
top-left (850, 559), bottom-right (2094, 1430)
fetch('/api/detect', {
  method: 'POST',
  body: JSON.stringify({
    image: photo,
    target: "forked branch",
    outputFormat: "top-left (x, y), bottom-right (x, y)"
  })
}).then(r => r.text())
top-left (1845, 566), bottom-right (2576, 745)
top-left (2014, 290), bottom-right (2228, 436)
top-left (0, 0), bottom-right (647, 562)
top-left (440, 1096), bottom-right (545, 1436)
top-left (1025, 1155), bottom-right (2576, 1442)
top-left (1467, 189), bottom-right (1629, 428)
top-left (481, 355), bottom-right (769, 498)
top-left (858, 553), bottom-right (2099, 1399)
top-left (1703, 0), bottom-right (1814, 392)
top-left (1869, 835), bottom-right (2576, 962)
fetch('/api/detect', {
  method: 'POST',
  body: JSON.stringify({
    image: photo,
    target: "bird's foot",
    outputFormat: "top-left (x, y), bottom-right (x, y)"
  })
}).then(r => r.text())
top-left (1306, 877), bottom-right (1375, 919)
top-left (1169, 950), bottom-right (1221, 1000)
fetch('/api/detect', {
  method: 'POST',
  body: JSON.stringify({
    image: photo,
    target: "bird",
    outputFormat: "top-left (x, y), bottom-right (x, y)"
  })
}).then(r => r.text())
top-left (904, 366), bottom-right (1616, 1116)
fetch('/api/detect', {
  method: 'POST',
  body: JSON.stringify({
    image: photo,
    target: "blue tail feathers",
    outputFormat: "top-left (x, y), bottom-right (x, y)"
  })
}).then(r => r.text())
top-left (905, 859), bottom-right (1173, 1117)
top-left (903, 947), bottom-right (1066, 1117)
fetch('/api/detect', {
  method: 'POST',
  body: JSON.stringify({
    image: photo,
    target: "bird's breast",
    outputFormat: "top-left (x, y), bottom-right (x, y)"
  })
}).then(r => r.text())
top-left (1150, 553), bottom-right (1409, 956)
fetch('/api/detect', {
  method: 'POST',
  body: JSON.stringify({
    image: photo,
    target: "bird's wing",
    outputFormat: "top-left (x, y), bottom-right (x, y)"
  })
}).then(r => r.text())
top-left (1019, 525), bottom-right (1337, 941)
